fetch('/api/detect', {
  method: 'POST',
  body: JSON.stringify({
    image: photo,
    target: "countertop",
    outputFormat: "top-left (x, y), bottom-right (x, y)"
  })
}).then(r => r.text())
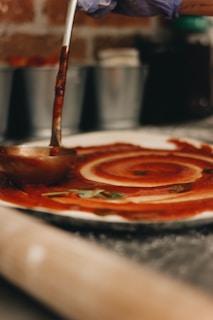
top-left (2, 116), bottom-right (213, 319)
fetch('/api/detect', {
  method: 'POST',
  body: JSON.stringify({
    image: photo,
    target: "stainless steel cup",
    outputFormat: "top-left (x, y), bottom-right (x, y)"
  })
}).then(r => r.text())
top-left (95, 66), bottom-right (146, 130)
top-left (0, 67), bottom-right (13, 139)
top-left (23, 66), bottom-right (86, 138)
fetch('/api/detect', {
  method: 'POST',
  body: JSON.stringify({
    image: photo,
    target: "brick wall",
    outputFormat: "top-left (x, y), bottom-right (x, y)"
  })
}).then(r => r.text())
top-left (0, 0), bottom-right (158, 66)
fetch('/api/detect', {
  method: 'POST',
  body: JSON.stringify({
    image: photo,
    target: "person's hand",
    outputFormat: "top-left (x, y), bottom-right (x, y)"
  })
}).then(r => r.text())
top-left (77, 0), bottom-right (117, 17)
top-left (77, 0), bottom-right (183, 19)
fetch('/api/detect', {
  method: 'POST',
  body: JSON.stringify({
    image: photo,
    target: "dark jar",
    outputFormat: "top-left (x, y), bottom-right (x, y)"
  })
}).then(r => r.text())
top-left (137, 15), bottom-right (213, 124)
top-left (172, 15), bottom-right (213, 119)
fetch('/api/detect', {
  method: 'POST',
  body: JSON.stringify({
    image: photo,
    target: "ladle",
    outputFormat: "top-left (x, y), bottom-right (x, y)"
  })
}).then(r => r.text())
top-left (0, 0), bottom-right (78, 187)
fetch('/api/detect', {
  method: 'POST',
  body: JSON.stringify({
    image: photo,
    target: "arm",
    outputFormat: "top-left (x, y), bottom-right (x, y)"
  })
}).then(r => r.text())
top-left (179, 0), bottom-right (213, 16)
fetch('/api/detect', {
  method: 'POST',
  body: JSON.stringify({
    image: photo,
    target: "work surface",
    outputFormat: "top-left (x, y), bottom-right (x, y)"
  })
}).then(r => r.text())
top-left (1, 117), bottom-right (213, 319)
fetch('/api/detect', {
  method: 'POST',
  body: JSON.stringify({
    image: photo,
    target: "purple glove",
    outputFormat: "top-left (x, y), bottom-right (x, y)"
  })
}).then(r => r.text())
top-left (77, 0), bottom-right (183, 19)
top-left (77, 0), bottom-right (117, 17)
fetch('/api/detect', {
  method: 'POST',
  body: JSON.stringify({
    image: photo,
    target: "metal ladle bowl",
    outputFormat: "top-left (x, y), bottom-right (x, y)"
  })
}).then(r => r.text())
top-left (0, 145), bottom-right (76, 186)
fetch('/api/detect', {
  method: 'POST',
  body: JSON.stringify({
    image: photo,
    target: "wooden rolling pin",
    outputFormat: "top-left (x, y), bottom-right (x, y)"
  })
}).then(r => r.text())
top-left (180, 0), bottom-right (213, 16)
top-left (1, 207), bottom-right (213, 320)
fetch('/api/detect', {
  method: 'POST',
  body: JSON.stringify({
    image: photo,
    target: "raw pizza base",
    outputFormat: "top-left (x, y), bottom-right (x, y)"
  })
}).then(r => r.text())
top-left (1, 130), bottom-right (213, 230)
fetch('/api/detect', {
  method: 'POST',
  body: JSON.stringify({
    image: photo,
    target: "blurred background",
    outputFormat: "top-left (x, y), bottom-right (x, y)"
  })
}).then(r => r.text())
top-left (2, 3), bottom-right (213, 318)
top-left (0, 0), bottom-right (212, 141)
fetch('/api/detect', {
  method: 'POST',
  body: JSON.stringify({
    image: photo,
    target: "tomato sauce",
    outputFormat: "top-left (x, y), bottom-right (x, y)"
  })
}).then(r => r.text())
top-left (50, 46), bottom-right (68, 147)
top-left (1, 139), bottom-right (213, 222)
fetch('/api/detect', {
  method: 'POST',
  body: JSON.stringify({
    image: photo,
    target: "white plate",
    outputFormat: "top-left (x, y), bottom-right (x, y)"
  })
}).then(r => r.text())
top-left (1, 130), bottom-right (213, 230)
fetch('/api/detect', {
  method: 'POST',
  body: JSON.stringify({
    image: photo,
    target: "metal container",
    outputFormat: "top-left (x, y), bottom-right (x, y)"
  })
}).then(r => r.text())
top-left (23, 66), bottom-right (86, 138)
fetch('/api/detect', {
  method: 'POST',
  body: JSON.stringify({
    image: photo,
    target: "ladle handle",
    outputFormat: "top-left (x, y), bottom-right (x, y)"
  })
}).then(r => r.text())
top-left (50, 0), bottom-right (77, 147)
top-left (179, 0), bottom-right (213, 16)
top-left (63, 0), bottom-right (78, 48)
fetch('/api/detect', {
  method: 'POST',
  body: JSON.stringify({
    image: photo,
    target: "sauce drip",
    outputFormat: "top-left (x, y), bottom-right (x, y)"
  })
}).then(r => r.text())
top-left (50, 46), bottom-right (69, 147)
top-left (1, 139), bottom-right (213, 223)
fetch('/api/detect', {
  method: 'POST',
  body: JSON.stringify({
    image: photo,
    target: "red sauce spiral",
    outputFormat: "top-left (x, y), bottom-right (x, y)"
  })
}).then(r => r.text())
top-left (1, 139), bottom-right (213, 223)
